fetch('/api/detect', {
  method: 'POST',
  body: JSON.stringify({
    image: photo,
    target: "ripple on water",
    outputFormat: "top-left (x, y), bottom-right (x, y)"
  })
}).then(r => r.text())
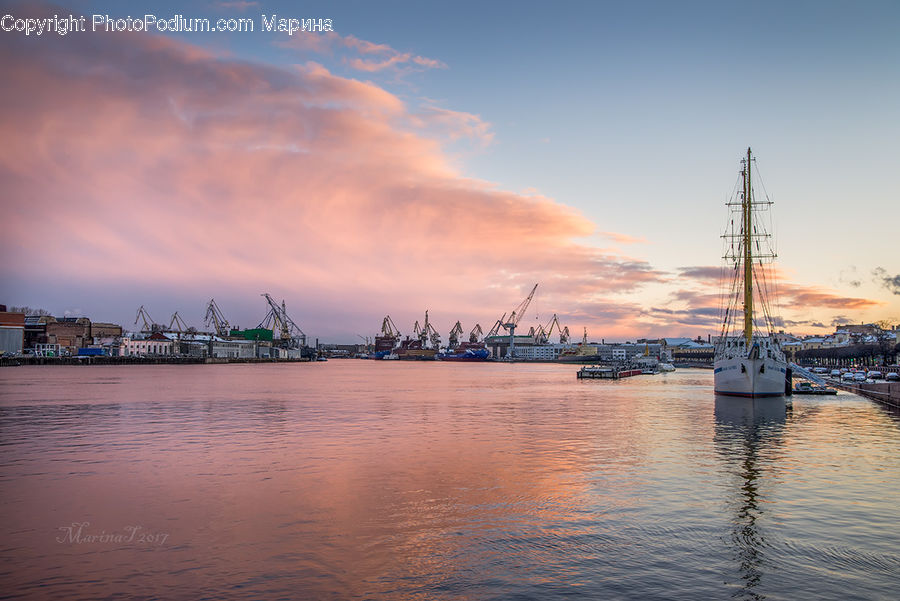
top-left (0, 364), bottom-right (898, 599)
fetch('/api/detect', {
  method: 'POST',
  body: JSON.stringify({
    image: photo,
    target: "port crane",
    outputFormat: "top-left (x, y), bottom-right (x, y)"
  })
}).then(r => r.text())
top-left (487, 314), bottom-right (506, 338)
top-left (499, 283), bottom-right (538, 358)
top-left (204, 298), bottom-right (231, 337)
top-left (357, 334), bottom-right (372, 353)
top-left (544, 314), bottom-right (569, 344)
top-left (413, 310), bottom-right (441, 349)
top-left (168, 312), bottom-right (188, 334)
top-left (134, 305), bottom-right (158, 333)
top-left (380, 315), bottom-right (401, 339)
top-left (469, 324), bottom-right (483, 343)
top-left (448, 321), bottom-right (464, 349)
top-left (258, 293), bottom-right (307, 347)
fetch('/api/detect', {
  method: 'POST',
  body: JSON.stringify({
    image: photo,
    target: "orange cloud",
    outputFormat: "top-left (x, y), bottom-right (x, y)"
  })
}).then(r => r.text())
top-left (662, 265), bottom-right (883, 336)
top-left (0, 29), bottom-right (659, 339)
top-left (599, 231), bottom-right (648, 245)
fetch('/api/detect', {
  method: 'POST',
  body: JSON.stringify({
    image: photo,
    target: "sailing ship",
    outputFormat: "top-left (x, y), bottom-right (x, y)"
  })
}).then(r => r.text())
top-left (714, 148), bottom-right (790, 398)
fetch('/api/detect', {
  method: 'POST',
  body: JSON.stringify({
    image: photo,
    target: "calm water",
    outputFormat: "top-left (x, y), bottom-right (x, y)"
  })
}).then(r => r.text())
top-left (1, 362), bottom-right (898, 600)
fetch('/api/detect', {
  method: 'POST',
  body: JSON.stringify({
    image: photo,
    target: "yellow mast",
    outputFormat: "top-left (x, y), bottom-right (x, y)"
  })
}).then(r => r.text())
top-left (743, 147), bottom-right (753, 346)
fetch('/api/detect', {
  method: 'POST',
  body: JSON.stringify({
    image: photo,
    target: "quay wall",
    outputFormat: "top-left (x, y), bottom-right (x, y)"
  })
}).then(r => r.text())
top-left (834, 381), bottom-right (900, 409)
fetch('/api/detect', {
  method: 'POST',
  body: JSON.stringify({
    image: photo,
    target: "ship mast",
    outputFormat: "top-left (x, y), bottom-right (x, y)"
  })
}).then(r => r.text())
top-left (742, 147), bottom-right (753, 346)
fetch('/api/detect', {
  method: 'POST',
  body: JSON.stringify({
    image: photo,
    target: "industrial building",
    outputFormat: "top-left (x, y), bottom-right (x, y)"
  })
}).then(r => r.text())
top-left (0, 307), bottom-right (25, 355)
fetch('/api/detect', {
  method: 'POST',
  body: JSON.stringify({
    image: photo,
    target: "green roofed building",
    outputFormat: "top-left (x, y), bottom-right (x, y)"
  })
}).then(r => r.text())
top-left (230, 328), bottom-right (274, 342)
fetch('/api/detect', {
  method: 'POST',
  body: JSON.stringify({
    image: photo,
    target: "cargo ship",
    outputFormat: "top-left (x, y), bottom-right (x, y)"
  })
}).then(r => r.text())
top-left (438, 341), bottom-right (490, 361)
top-left (395, 337), bottom-right (438, 360)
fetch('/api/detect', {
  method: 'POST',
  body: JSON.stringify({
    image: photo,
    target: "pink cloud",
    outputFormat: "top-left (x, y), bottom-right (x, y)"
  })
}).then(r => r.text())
top-left (599, 231), bottom-right (647, 245)
top-left (415, 106), bottom-right (495, 146)
top-left (0, 29), bottom-right (658, 339)
top-left (280, 31), bottom-right (446, 73)
top-left (662, 265), bottom-right (884, 337)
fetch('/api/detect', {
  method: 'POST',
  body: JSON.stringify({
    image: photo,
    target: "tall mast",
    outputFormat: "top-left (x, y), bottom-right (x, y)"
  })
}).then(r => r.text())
top-left (743, 147), bottom-right (753, 346)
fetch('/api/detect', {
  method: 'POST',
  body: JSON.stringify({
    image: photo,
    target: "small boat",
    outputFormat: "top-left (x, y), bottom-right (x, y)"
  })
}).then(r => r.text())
top-left (793, 381), bottom-right (837, 395)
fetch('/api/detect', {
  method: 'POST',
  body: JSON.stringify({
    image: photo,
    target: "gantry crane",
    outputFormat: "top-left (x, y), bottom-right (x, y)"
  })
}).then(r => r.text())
top-left (258, 293), bottom-right (307, 347)
top-left (204, 298), bottom-right (231, 337)
top-left (468, 324), bottom-right (483, 343)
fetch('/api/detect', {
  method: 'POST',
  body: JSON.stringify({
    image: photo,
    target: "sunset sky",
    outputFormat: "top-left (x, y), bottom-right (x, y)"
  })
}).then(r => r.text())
top-left (1, 0), bottom-right (898, 342)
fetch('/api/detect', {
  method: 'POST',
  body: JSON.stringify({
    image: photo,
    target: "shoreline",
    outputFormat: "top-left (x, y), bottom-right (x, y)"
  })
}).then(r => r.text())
top-left (0, 356), bottom-right (312, 367)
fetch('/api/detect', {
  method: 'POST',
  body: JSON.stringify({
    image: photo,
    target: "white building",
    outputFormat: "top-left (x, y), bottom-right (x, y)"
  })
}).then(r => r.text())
top-left (120, 333), bottom-right (176, 357)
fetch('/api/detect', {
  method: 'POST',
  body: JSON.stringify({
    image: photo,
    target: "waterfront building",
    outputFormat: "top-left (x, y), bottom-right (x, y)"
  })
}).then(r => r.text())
top-left (44, 317), bottom-right (92, 356)
top-left (120, 332), bottom-right (177, 357)
top-left (511, 343), bottom-right (572, 361)
top-left (0, 308), bottom-right (25, 355)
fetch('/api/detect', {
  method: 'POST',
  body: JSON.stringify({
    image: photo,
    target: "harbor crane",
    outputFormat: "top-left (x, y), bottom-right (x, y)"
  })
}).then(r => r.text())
top-left (258, 293), bottom-right (307, 347)
top-left (499, 283), bottom-right (538, 358)
top-left (380, 315), bottom-right (401, 339)
top-left (168, 312), bottom-right (188, 334)
top-left (357, 334), bottom-right (372, 353)
top-left (469, 324), bottom-right (483, 343)
top-left (134, 305), bottom-right (157, 333)
top-left (413, 310), bottom-right (441, 349)
top-left (544, 314), bottom-right (569, 344)
top-left (448, 321), bottom-right (464, 349)
top-left (204, 298), bottom-right (231, 337)
top-left (487, 314), bottom-right (507, 338)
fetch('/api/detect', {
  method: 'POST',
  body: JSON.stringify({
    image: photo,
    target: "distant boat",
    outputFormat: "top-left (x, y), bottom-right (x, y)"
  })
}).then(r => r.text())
top-left (714, 148), bottom-right (789, 398)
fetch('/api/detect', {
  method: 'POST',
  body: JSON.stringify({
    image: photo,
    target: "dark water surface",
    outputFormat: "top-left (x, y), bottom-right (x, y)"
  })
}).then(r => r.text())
top-left (1, 362), bottom-right (898, 600)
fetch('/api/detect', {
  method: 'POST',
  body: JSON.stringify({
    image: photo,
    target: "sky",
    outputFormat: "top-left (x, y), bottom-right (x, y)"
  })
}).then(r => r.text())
top-left (1, 0), bottom-right (898, 343)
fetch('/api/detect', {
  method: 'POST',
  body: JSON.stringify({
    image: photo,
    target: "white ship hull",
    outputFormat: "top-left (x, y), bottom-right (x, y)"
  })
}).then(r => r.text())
top-left (714, 355), bottom-right (787, 398)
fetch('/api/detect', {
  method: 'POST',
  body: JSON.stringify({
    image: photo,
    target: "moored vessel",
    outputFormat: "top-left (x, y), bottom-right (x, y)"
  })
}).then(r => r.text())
top-left (714, 148), bottom-right (790, 398)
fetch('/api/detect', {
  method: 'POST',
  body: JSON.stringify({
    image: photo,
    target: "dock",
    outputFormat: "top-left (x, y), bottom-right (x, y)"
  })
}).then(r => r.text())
top-left (577, 366), bottom-right (643, 380)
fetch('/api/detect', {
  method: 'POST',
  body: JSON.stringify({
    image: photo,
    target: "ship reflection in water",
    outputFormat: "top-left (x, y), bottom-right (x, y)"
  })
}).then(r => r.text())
top-left (714, 396), bottom-right (787, 600)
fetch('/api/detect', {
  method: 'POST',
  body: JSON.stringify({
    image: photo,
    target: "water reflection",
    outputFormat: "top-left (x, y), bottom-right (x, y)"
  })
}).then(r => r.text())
top-left (713, 396), bottom-right (787, 600)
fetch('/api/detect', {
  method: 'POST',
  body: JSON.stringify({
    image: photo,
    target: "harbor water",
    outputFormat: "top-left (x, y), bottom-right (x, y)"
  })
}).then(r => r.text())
top-left (1, 362), bottom-right (898, 599)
